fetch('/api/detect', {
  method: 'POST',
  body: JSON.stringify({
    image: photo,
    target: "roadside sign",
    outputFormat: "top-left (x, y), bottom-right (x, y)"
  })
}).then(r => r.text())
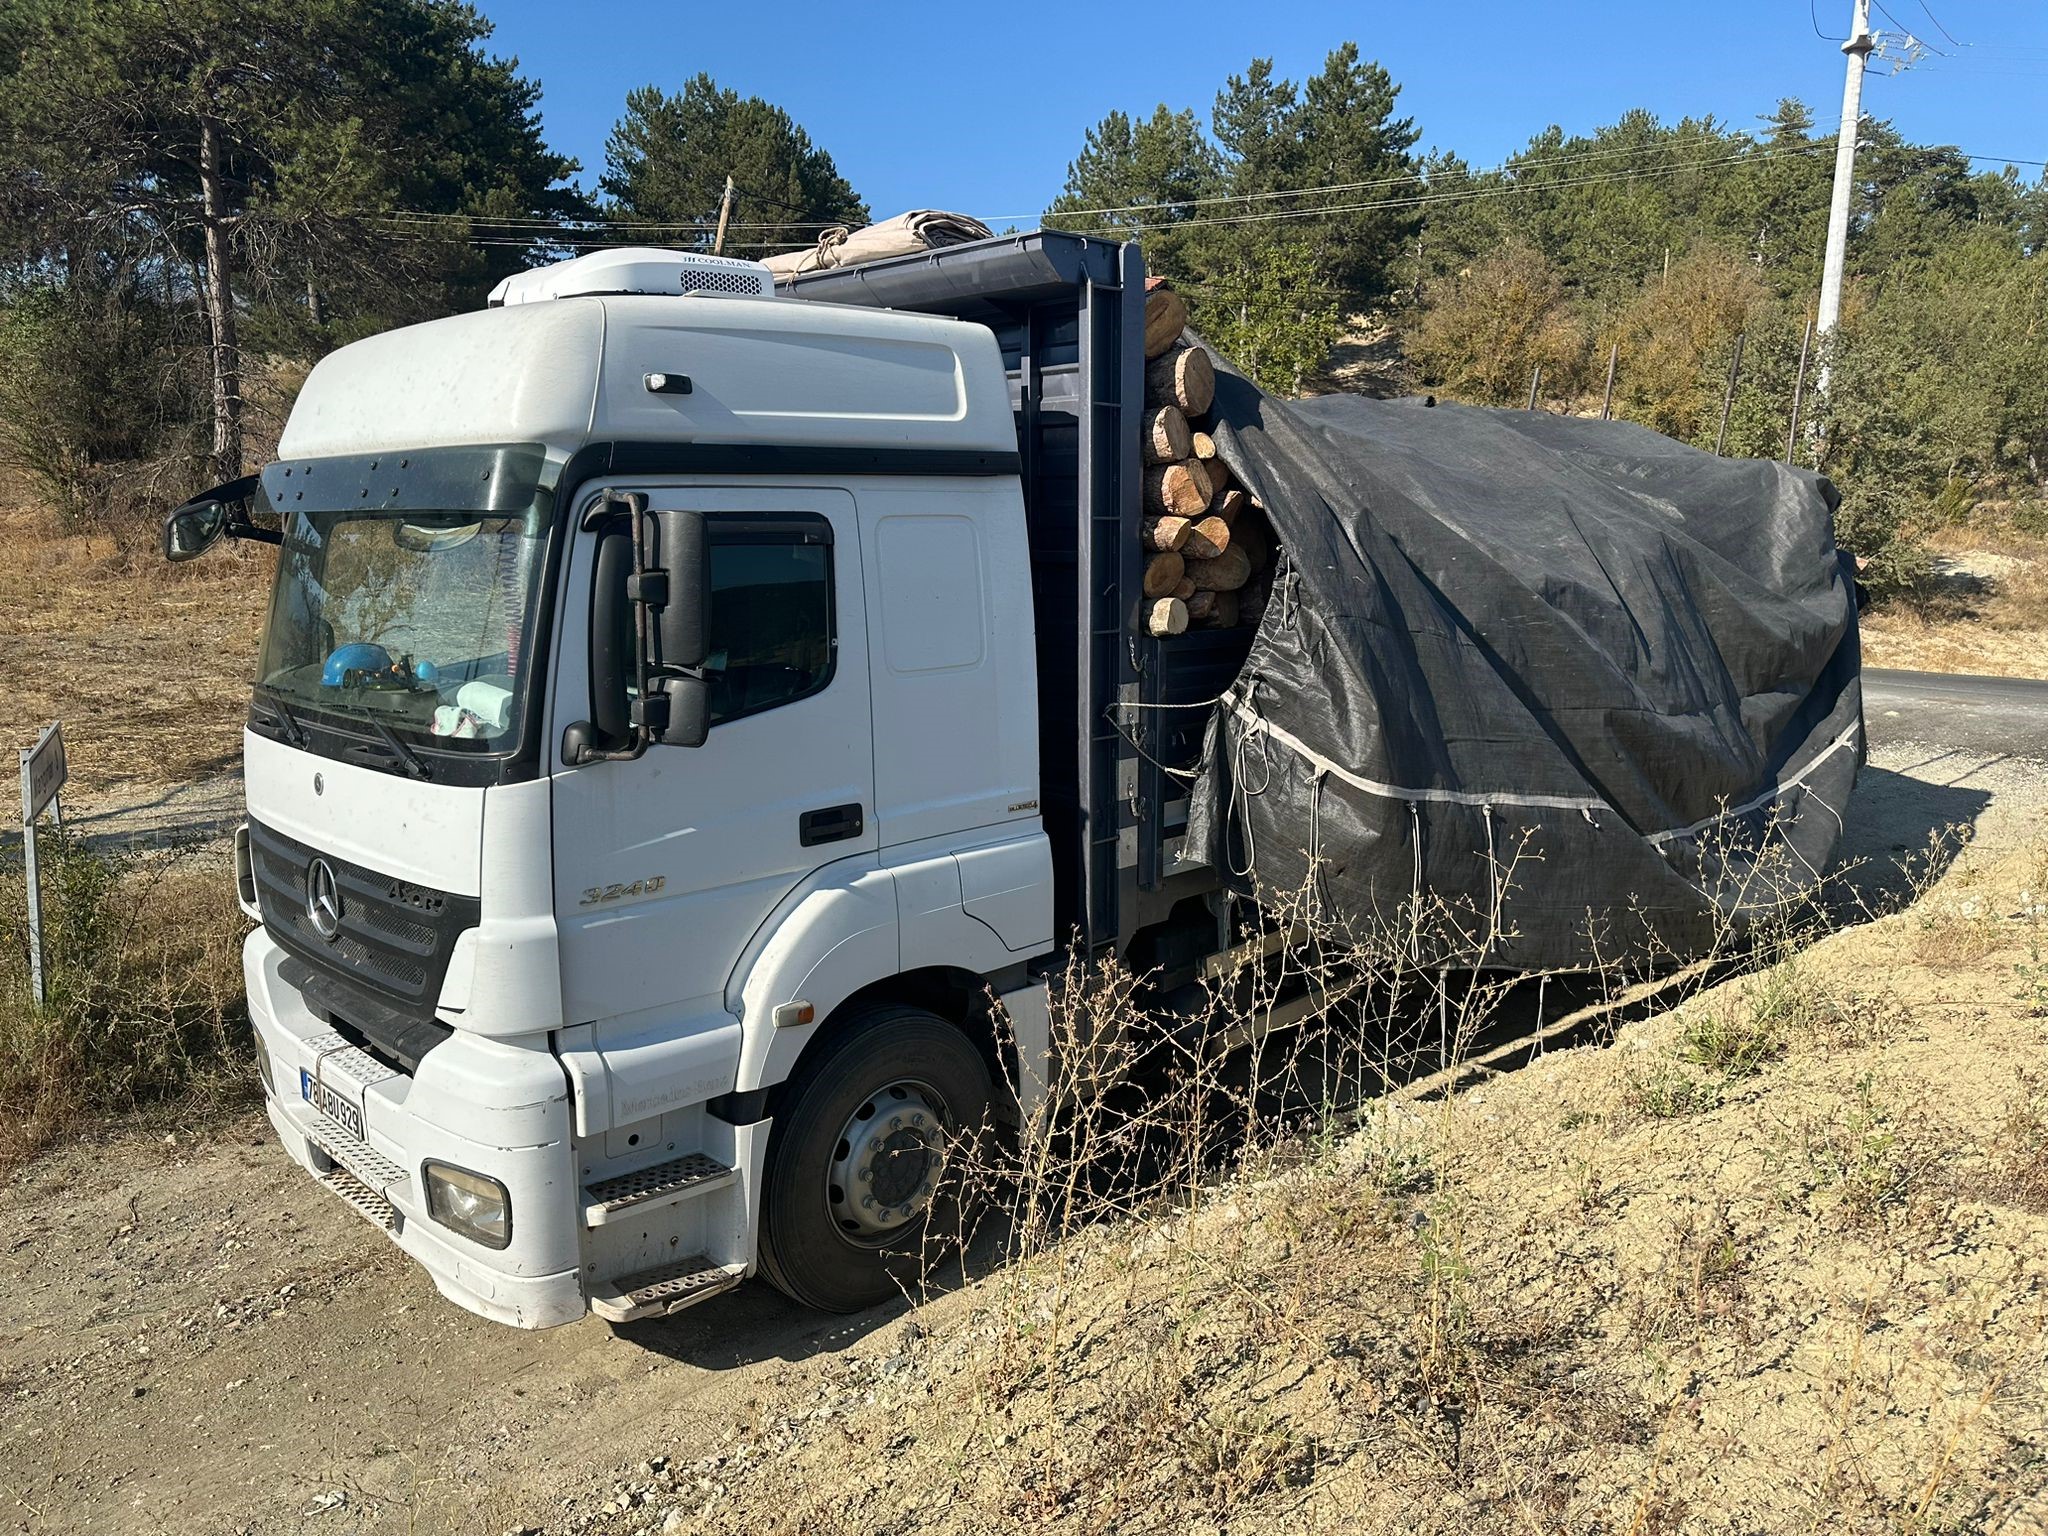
top-left (22, 720), bottom-right (65, 822)
top-left (18, 720), bottom-right (64, 1008)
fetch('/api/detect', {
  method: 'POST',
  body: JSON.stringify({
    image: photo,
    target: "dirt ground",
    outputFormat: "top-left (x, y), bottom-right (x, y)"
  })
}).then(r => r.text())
top-left (2, 737), bottom-right (2045, 1536)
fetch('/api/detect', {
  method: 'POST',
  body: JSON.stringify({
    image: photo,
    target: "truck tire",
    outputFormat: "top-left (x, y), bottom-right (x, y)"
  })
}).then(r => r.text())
top-left (756, 1004), bottom-right (994, 1314)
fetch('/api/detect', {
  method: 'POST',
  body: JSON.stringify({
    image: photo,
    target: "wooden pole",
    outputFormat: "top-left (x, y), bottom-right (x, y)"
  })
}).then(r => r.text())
top-left (1786, 313), bottom-right (1815, 464)
top-left (1714, 331), bottom-right (1746, 457)
top-left (712, 175), bottom-right (736, 256)
top-left (1526, 364), bottom-right (1542, 412)
top-left (1600, 342), bottom-right (1618, 420)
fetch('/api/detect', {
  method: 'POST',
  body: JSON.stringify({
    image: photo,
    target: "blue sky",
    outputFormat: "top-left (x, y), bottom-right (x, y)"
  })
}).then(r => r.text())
top-left (478, 0), bottom-right (2048, 219)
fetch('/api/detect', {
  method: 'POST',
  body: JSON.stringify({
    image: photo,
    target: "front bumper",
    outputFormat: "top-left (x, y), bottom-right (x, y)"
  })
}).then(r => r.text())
top-left (244, 928), bottom-right (588, 1329)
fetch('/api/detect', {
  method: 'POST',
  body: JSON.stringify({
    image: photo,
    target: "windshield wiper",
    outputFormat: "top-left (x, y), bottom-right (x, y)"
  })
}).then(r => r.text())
top-left (255, 693), bottom-right (307, 749)
top-left (357, 715), bottom-right (434, 781)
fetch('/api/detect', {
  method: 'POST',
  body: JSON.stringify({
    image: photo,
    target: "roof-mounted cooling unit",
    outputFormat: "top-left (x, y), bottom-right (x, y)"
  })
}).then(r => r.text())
top-left (487, 247), bottom-right (776, 307)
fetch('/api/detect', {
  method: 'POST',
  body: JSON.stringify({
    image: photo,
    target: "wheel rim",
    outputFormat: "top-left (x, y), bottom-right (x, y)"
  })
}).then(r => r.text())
top-left (826, 1078), bottom-right (949, 1246)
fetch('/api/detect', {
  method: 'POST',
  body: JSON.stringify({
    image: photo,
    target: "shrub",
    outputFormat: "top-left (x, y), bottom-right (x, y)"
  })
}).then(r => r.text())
top-left (1407, 243), bottom-right (1589, 406)
top-left (0, 833), bottom-right (252, 1165)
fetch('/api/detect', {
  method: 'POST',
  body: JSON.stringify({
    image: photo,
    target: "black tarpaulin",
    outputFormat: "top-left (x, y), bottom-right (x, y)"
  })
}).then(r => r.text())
top-left (1186, 370), bottom-right (1864, 969)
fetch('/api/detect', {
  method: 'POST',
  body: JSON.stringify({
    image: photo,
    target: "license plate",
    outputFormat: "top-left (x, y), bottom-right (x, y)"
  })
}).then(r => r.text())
top-left (301, 1069), bottom-right (365, 1140)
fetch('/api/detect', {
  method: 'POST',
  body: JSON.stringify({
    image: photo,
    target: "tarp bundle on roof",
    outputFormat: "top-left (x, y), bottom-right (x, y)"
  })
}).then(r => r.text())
top-left (1187, 367), bottom-right (1864, 970)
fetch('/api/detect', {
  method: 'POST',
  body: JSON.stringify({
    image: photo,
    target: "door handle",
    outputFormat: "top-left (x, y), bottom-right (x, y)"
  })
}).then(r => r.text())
top-left (799, 803), bottom-right (864, 847)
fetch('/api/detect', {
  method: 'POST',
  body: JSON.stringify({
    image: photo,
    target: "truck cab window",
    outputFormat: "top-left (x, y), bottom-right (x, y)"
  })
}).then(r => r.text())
top-left (705, 538), bottom-right (834, 725)
top-left (601, 515), bottom-right (835, 730)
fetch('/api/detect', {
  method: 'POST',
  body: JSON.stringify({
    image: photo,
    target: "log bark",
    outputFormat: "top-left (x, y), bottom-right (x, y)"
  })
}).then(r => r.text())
top-left (1143, 287), bottom-right (1188, 359)
top-left (1143, 460), bottom-right (1211, 520)
top-left (1232, 517), bottom-right (1269, 573)
top-left (1186, 588), bottom-right (1239, 627)
top-left (1145, 343), bottom-right (1215, 415)
top-left (1142, 549), bottom-right (1185, 598)
top-left (1186, 543), bottom-right (1252, 592)
top-left (1141, 515), bottom-right (1192, 552)
top-left (1212, 487), bottom-right (1248, 527)
top-left (1140, 405), bottom-right (1193, 466)
top-left (1182, 515), bottom-right (1231, 561)
top-left (1142, 597), bottom-right (1188, 637)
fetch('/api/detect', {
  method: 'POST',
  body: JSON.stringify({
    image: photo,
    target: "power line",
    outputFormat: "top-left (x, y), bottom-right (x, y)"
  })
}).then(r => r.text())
top-left (1001, 132), bottom-right (1839, 226)
top-left (1093, 141), bottom-right (1842, 237)
top-left (1913, 0), bottom-right (1963, 47)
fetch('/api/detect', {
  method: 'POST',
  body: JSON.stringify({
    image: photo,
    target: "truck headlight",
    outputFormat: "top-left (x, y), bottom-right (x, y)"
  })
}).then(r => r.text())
top-left (423, 1161), bottom-right (512, 1249)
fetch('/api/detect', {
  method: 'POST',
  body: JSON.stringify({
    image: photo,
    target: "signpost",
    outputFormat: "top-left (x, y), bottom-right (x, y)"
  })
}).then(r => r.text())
top-left (19, 720), bottom-right (66, 1008)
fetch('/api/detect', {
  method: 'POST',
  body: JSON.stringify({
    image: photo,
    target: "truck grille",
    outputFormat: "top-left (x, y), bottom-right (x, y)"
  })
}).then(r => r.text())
top-left (249, 819), bottom-right (480, 1021)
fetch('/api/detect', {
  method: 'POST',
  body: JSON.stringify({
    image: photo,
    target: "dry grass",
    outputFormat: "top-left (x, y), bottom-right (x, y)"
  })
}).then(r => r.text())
top-left (0, 476), bottom-right (268, 802)
top-left (0, 834), bottom-right (253, 1169)
top-left (1860, 521), bottom-right (2048, 679)
top-left (585, 826), bottom-right (2048, 1536)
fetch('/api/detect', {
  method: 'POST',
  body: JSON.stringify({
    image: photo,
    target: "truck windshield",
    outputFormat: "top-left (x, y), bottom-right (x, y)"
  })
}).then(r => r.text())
top-left (258, 504), bottom-right (549, 752)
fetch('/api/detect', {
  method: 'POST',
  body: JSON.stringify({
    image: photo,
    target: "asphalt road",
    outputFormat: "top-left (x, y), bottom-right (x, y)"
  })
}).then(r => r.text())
top-left (1863, 667), bottom-right (2048, 758)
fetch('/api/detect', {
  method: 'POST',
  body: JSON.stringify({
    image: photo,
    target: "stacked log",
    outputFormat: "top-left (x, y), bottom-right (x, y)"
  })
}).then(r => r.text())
top-left (1135, 282), bottom-right (1282, 637)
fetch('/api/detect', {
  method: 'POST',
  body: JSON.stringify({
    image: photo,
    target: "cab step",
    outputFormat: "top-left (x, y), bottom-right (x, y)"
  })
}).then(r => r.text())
top-left (323, 1164), bottom-right (397, 1231)
top-left (582, 1153), bottom-right (736, 1228)
top-left (589, 1256), bottom-right (747, 1322)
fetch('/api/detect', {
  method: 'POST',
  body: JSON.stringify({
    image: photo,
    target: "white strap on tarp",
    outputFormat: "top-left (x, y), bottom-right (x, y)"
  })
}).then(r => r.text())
top-left (1221, 691), bottom-right (1861, 847)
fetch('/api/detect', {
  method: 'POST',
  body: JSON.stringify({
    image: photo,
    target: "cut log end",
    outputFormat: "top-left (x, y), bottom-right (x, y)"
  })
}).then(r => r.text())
top-left (1142, 597), bottom-right (1189, 637)
top-left (1143, 288), bottom-right (1189, 359)
top-left (1142, 549), bottom-right (1186, 598)
top-left (1142, 514), bottom-right (1192, 552)
top-left (1144, 460), bottom-right (1212, 521)
top-left (1141, 405), bottom-right (1193, 466)
top-left (1182, 515), bottom-right (1232, 562)
top-left (1145, 343), bottom-right (1216, 416)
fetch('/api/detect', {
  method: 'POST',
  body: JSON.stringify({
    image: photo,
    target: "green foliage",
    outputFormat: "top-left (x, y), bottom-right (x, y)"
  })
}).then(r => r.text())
top-left (602, 75), bottom-right (867, 258)
top-left (0, 0), bottom-right (582, 504)
top-left (0, 280), bottom-right (206, 526)
top-left (1196, 236), bottom-right (1344, 396)
top-left (1049, 45), bottom-right (1420, 391)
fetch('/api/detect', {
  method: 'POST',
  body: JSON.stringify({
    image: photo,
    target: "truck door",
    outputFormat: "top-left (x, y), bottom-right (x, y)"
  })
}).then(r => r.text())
top-left (548, 484), bottom-right (873, 1122)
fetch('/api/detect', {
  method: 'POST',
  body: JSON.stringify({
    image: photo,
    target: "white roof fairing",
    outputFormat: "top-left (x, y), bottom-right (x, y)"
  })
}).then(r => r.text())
top-left (277, 277), bottom-right (1017, 466)
top-left (278, 300), bottom-right (605, 461)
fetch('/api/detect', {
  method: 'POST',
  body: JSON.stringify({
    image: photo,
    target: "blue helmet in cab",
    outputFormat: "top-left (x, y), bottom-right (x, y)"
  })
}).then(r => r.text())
top-left (321, 642), bottom-right (392, 687)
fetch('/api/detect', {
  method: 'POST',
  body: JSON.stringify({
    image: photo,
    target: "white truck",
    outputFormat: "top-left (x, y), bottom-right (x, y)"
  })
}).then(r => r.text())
top-left (164, 233), bottom-right (1259, 1327)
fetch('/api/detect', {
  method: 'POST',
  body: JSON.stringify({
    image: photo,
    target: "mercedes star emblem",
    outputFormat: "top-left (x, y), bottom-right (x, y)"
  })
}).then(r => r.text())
top-left (306, 858), bottom-right (343, 941)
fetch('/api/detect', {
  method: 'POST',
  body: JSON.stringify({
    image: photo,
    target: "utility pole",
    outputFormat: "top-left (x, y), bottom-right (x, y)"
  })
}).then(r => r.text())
top-left (1816, 0), bottom-right (1874, 400)
top-left (712, 175), bottom-right (736, 256)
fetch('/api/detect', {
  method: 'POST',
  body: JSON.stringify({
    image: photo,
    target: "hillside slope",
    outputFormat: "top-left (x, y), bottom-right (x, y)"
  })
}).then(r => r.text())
top-left (567, 829), bottom-right (2048, 1536)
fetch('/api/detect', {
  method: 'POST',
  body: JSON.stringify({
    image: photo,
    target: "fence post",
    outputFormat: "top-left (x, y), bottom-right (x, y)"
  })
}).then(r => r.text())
top-left (1786, 314), bottom-right (1815, 464)
top-left (1600, 342), bottom-right (1618, 421)
top-left (1526, 364), bottom-right (1543, 412)
top-left (1714, 331), bottom-right (1746, 456)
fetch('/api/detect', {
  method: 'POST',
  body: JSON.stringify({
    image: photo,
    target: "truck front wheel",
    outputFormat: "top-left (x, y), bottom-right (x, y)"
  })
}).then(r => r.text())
top-left (756, 1004), bottom-right (994, 1313)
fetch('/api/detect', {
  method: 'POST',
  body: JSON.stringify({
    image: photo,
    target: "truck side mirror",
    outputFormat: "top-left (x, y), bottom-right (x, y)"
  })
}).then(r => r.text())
top-left (571, 496), bottom-right (712, 763)
top-left (163, 474), bottom-right (269, 562)
top-left (646, 510), bottom-right (707, 672)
